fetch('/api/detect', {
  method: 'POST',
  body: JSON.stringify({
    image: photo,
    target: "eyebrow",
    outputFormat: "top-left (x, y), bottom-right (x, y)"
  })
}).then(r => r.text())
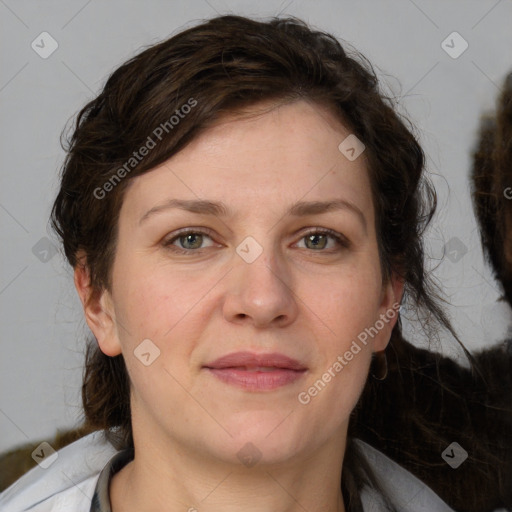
top-left (139, 198), bottom-right (367, 233)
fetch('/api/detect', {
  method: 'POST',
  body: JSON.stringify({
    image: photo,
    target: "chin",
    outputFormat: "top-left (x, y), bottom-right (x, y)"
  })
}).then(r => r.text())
top-left (215, 412), bottom-right (309, 463)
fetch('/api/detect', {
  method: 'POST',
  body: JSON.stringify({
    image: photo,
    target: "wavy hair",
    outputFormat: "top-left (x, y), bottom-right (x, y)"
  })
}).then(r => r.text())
top-left (51, 15), bottom-right (479, 510)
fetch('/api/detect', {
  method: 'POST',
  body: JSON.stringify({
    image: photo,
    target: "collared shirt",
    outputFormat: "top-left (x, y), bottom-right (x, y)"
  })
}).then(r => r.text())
top-left (90, 449), bottom-right (133, 512)
top-left (0, 431), bottom-right (458, 512)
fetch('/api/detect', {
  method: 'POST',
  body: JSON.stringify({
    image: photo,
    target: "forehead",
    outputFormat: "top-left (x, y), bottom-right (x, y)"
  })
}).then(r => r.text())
top-left (121, 99), bottom-right (374, 224)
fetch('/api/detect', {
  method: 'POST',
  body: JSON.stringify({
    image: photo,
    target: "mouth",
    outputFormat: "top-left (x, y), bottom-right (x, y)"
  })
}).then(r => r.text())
top-left (203, 351), bottom-right (307, 391)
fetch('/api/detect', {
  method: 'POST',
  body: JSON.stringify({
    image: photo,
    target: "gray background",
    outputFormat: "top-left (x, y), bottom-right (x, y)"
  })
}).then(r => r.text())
top-left (1, 0), bottom-right (511, 453)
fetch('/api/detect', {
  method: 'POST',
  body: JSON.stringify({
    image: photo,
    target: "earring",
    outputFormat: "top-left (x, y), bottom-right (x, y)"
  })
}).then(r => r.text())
top-left (371, 350), bottom-right (388, 381)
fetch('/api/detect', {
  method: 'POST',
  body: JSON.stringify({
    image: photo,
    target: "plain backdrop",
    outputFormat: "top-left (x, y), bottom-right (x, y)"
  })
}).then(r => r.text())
top-left (1, 0), bottom-right (512, 453)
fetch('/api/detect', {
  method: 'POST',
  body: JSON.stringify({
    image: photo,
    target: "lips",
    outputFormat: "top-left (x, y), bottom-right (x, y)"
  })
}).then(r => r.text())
top-left (203, 351), bottom-right (307, 391)
top-left (205, 351), bottom-right (307, 371)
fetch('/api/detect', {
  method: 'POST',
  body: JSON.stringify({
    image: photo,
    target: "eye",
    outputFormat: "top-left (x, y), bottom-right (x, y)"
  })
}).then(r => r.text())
top-left (296, 229), bottom-right (349, 251)
top-left (163, 229), bottom-right (216, 253)
top-left (162, 227), bottom-right (350, 255)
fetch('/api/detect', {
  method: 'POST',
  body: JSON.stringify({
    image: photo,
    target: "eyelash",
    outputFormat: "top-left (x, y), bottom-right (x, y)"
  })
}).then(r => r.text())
top-left (162, 227), bottom-right (350, 255)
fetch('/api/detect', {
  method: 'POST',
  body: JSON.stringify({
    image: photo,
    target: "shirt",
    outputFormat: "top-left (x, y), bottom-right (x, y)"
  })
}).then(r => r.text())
top-left (0, 430), bottom-right (456, 511)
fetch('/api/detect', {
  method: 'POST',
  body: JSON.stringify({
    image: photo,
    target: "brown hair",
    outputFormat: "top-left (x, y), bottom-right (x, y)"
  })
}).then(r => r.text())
top-left (51, 15), bottom-right (476, 510)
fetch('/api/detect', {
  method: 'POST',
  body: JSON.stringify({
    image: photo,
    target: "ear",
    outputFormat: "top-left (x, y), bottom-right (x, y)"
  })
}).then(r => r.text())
top-left (73, 252), bottom-right (122, 357)
top-left (373, 272), bottom-right (404, 352)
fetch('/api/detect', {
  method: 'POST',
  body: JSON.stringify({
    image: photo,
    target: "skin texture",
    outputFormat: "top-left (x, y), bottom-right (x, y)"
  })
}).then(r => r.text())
top-left (74, 99), bottom-right (403, 512)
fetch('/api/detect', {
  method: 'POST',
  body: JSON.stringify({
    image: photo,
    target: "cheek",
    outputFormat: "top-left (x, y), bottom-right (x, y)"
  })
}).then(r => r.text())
top-left (111, 256), bottom-right (211, 342)
top-left (296, 340), bottom-right (371, 440)
top-left (317, 266), bottom-right (383, 343)
top-left (306, 259), bottom-right (384, 413)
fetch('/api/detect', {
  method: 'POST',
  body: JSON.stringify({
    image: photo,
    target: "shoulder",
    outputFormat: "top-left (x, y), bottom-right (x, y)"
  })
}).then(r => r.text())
top-left (354, 439), bottom-right (455, 511)
top-left (0, 431), bottom-right (118, 512)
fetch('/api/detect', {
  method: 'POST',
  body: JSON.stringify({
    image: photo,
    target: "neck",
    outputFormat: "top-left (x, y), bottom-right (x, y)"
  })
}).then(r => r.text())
top-left (110, 425), bottom-right (348, 512)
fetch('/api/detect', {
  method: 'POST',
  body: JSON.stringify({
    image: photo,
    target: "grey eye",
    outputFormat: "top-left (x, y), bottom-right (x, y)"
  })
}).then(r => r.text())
top-left (178, 233), bottom-right (205, 250)
top-left (304, 233), bottom-right (329, 250)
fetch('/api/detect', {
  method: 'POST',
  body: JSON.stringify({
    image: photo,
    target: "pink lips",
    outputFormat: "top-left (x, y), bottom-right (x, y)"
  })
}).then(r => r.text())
top-left (204, 351), bottom-right (307, 391)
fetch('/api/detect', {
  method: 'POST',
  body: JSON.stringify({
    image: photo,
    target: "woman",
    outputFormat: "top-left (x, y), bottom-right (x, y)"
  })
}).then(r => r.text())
top-left (0, 14), bottom-right (495, 511)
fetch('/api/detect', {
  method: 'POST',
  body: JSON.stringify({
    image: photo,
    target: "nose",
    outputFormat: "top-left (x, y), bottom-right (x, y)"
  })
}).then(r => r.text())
top-left (222, 250), bottom-right (299, 329)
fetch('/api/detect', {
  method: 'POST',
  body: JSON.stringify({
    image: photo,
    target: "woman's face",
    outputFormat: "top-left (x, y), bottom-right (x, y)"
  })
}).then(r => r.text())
top-left (79, 99), bottom-right (402, 466)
